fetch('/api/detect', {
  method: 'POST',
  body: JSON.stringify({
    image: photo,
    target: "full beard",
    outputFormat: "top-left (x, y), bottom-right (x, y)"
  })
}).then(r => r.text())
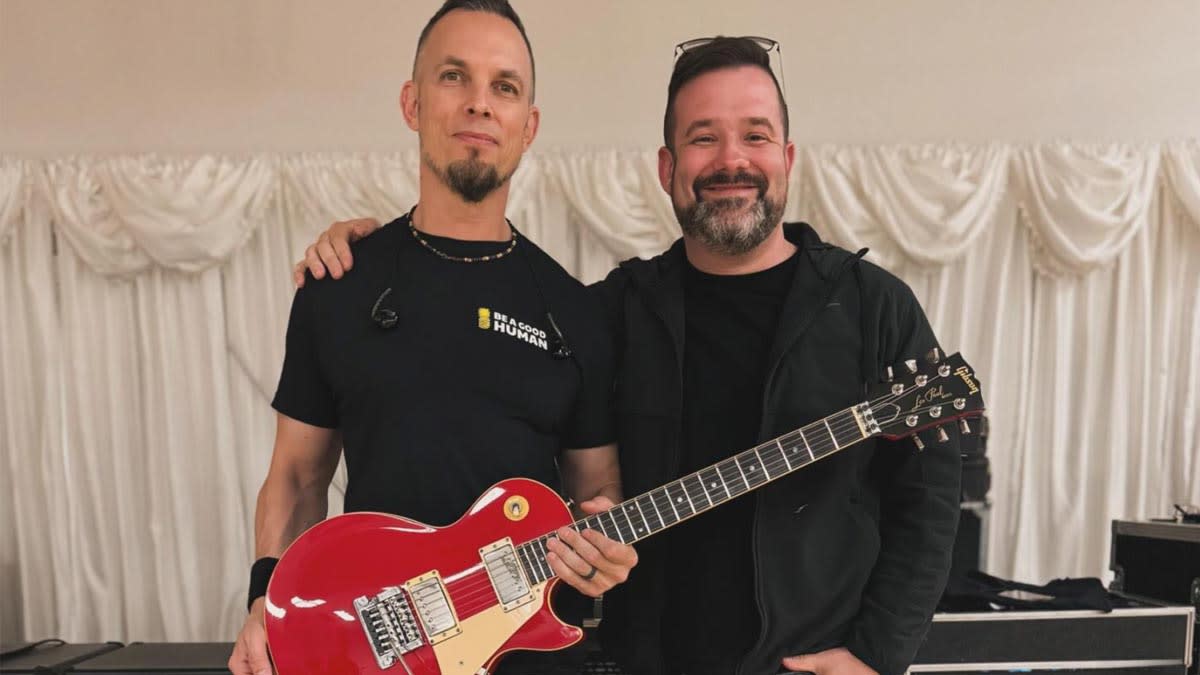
top-left (673, 172), bottom-right (785, 256)
top-left (424, 149), bottom-right (515, 204)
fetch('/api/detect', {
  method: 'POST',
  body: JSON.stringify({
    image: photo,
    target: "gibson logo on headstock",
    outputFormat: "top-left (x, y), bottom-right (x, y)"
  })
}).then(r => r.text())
top-left (955, 366), bottom-right (979, 395)
top-left (914, 385), bottom-right (950, 408)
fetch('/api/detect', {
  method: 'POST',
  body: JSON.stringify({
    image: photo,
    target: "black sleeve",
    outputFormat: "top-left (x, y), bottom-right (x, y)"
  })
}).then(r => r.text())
top-left (560, 285), bottom-right (619, 450)
top-left (271, 282), bottom-right (339, 429)
top-left (844, 284), bottom-right (963, 675)
top-left (587, 270), bottom-right (625, 339)
top-left (586, 267), bottom-right (629, 364)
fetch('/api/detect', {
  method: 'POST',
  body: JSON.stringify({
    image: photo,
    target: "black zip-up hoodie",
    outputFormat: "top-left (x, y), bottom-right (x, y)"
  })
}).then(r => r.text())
top-left (591, 223), bottom-right (962, 675)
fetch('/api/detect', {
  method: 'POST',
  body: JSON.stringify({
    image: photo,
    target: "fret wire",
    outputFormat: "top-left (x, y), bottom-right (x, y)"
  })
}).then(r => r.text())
top-left (779, 436), bottom-right (800, 464)
top-left (827, 411), bottom-right (846, 449)
top-left (798, 428), bottom-right (816, 461)
top-left (535, 538), bottom-right (552, 579)
top-left (621, 505), bottom-right (638, 539)
top-left (530, 543), bottom-right (547, 584)
top-left (680, 477), bottom-right (701, 512)
top-left (594, 512), bottom-right (617, 542)
top-left (753, 448), bottom-right (778, 482)
top-left (772, 437), bottom-right (792, 468)
top-left (663, 485), bottom-right (682, 520)
top-left (716, 465), bottom-right (733, 499)
top-left (629, 502), bottom-right (645, 535)
top-left (704, 466), bottom-right (731, 501)
top-left (543, 404), bottom-right (873, 560)
top-left (778, 434), bottom-right (808, 468)
top-left (739, 452), bottom-right (755, 484)
top-left (624, 502), bottom-right (644, 538)
top-left (693, 473), bottom-right (713, 507)
top-left (732, 455), bottom-right (751, 490)
top-left (775, 438), bottom-right (793, 471)
top-left (646, 492), bottom-right (668, 528)
top-left (823, 418), bottom-right (841, 450)
top-left (619, 509), bottom-right (638, 540)
top-left (806, 428), bottom-right (830, 457)
top-left (518, 543), bottom-right (540, 583)
top-left (605, 510), bottom-right (624, 543)
top-left (753, 447), bottom-right (772, 480)
top-left (541, 537), bottom-right (556, 579)
top-left (815, 418), bottom-right (841, 456)
top-left (533, 546), bottom-right (548, 583)
top-left (586, 514), bottom-right (610, 541)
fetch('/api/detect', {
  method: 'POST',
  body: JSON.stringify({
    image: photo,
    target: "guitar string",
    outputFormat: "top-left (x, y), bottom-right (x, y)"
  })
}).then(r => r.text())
top-left (396, 368), bottom-right (977, 594)
top-left (514, 394), bottom-right (977, 580)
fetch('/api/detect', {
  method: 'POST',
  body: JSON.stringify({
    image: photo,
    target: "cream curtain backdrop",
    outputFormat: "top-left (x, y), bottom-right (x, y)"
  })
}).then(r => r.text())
top-left (1, 141), bottom-right (1198, 642)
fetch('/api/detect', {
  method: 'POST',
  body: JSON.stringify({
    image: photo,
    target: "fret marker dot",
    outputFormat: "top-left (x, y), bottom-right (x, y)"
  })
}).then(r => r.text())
top-left (710, 482), bottom-right (718, 488)
top-left (749, 465), bottom-right (757, 471)
top-left (676, 497), bottom-right (683, 502)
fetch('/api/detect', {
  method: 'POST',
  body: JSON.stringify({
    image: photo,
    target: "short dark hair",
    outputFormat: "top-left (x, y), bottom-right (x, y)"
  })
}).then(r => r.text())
top-left (415, 0), bottom-right (536, 101)
top-left (663, 37), bottom-right (789, 151)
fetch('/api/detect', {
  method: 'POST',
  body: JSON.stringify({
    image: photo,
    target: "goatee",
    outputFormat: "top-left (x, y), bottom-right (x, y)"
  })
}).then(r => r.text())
top-left (673, 169), bottom-right (784, 256)
top-left (424, 149), bottom-right (514, 203)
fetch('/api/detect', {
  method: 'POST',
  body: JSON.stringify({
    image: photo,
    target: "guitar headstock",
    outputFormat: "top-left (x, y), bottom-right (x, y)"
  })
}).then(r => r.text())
top-left (867, 349), bottom-right (985, 444)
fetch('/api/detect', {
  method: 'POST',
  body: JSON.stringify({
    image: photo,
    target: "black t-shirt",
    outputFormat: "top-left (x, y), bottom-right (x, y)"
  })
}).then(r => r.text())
top-left (662, 251), bottom-right (798, 675)
top-left (271, 211), bottom-right (615, 526)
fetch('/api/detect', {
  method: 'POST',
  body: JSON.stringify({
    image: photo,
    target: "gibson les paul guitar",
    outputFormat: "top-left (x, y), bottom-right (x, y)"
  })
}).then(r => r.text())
top-left (264, 350), bottom-right (984, 674)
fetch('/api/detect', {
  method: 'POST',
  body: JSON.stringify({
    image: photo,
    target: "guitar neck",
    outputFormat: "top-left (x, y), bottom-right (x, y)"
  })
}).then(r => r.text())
top-left (515, 402), bottom-right (880, 585)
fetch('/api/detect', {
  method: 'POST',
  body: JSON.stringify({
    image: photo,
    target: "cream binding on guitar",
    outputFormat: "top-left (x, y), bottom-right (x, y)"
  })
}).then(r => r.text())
top-left (265, 349), bottom-right (984, 674)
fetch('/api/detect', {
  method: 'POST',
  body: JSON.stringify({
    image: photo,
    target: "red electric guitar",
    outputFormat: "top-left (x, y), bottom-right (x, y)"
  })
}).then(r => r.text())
top-left (264, 350), bottom-right (984, 674)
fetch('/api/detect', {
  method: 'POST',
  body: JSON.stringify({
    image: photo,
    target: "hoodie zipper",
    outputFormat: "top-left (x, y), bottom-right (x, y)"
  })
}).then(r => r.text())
top-left (736, 247), bottom-right (866, 675)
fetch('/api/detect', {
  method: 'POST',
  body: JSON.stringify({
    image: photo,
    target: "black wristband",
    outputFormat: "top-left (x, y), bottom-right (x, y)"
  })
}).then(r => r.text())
top-left (247, 557), bottom-right (279, 612)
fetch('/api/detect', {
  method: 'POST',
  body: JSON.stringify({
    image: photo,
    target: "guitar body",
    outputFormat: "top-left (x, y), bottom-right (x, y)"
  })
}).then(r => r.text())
top-left (263, 352), bottom-right (985, 674)
top-left (265, 478), bottom-right (582, 675)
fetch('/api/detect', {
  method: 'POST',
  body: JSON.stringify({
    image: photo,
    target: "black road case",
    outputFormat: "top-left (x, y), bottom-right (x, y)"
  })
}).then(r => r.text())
top-left (70, 643), bottom-right (233, 674)
top-left (1110, 519), bottom-right (1200, 673)
top-left (909, 599), bottom-right (1194, 675)
top-left (0, 642), bottom-right (122, 673)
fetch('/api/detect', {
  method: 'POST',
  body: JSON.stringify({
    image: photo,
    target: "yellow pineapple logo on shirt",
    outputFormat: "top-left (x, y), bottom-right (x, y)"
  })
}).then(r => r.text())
top-left (478, 307), bottom-right (491, 330)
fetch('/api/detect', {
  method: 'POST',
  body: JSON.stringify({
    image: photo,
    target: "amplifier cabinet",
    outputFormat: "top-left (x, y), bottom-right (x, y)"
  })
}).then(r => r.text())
top-left (1110, 520), bottom-right (1199, 608)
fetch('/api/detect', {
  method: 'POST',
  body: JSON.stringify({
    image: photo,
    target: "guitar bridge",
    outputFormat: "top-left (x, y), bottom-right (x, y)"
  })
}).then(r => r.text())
top-left (353, 586), bottom-right (423, 670)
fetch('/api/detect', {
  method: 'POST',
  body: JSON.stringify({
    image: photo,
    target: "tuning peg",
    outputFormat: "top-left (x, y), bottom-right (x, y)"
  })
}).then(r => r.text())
top-left (936, 427), bottom-right (950, 443)
top-left (884, 366), bottom-right (895, 382)
top-left (926, 347), bottom-right (942, 364)
top-left (915, 375), bottom-right (928, 387)
top-left (913, 435), bottom-right (926, 451)
top-left (929, 406), bottom-right (943, 418)
top-left (959, 419), bottom-right (972, 434)
top-left (892, 383), bottom-right (905, 395)
top-left (954, 398), bottom-right (966, 410)
top-left (905, 415), bottom-right (919, 427)
top-left (905, 359), bottom-right (918, 374)
top-left (938, 364), bottom-right (951, 377)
